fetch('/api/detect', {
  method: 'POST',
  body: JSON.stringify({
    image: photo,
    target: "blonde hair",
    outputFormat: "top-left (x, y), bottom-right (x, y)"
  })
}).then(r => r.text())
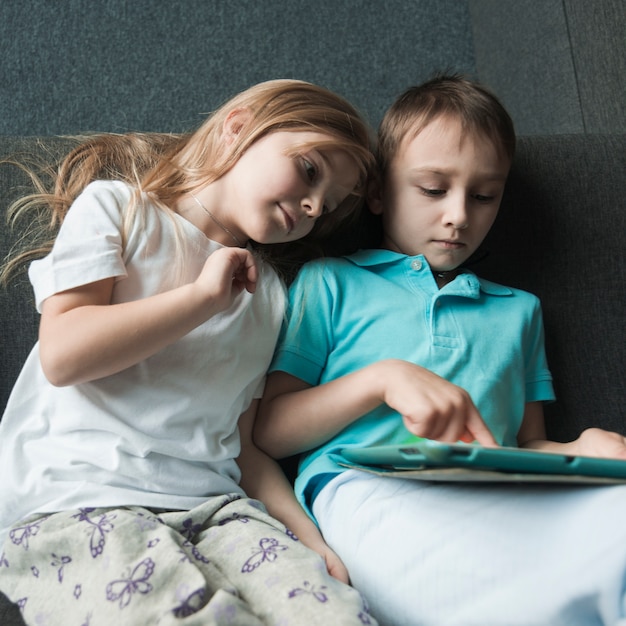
top-left (1, 79), bottom-right (375, 284)
top-left (377, 73), bottom-right (516, 177)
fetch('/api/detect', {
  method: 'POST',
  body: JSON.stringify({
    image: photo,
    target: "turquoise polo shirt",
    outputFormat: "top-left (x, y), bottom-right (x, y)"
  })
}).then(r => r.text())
top-left (270, 249), bottom-right (555, 517)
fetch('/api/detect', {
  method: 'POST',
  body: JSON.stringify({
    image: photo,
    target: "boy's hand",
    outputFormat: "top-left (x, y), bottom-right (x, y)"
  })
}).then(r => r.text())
top-left (574, 428), bottom-right (626, 460)
top-left (379, 359), bottom-right (497, 447)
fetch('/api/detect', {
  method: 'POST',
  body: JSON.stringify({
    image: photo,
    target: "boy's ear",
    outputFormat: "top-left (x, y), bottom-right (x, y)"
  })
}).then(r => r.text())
top-left (367, 174), bottom-right (384, 215)
top-left (222, 108), bottom-right (252, 144)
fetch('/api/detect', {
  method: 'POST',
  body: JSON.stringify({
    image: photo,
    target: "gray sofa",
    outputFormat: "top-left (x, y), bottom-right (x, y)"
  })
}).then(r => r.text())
top-left (1, 0), bottom-right (625, 621)
top-left (2, 133), bottom-right (625, 436)
top-left (1, 132), bottom-right (625, 624)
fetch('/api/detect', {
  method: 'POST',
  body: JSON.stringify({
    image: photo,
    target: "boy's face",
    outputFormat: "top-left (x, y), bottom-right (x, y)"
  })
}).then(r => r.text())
top-left (371, 115), bottom-right (510, 272)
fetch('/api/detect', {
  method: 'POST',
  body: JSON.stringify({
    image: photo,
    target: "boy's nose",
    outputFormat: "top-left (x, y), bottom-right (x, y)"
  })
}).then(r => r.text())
top-left (444, 197), bottom-right (469, 230)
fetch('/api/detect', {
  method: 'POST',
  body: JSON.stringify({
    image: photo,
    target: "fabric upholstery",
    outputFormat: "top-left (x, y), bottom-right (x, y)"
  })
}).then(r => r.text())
top-left (0, 0), bottom-right (475, 135)
top-left (469, 0), bottom-right (626, 134)
top-left (477, 134), bottom-right (626, 439)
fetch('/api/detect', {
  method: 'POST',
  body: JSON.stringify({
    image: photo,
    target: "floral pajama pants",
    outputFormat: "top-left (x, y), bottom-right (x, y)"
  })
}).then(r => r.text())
top-left (0, 494), bottom-right (375, 626)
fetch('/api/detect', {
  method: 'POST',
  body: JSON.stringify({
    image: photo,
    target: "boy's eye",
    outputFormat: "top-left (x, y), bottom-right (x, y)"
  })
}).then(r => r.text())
top-left (420, 187), bottom-right (445, 197)
top-left (473, 194), bottom-right (496, 203)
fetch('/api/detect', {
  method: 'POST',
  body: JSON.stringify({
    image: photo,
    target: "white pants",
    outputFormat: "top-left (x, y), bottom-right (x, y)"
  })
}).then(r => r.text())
top-left (313, 470), bottom-right (626, 626)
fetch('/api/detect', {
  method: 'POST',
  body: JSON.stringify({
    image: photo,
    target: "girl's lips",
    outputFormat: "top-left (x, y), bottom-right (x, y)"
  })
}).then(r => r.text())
top-left (278, 203), bottom-right (296, 233)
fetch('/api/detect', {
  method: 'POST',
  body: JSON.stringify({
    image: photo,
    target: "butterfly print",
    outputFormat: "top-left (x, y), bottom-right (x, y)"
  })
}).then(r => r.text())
top-left (180, 517), bottom-right (203, 539)
top-left (288, 580), bottom-right (329, 603)
top-left (9, 516), bottom-right (49, 551)
top-left (105, 557), bottom-right (155, 609)
top-left (172, 587), bottom-right (207, 617)
top-left (180, 540), bottom-right (210, 564)
top-left (241, 537), bottom-right (288, 573)
top-left (51, 553), bottom-right (72, 583)
top-left (133, 512), bottom-right (162, 532)
top-left (218, 512), bottom-right (250, 526)
top-left (72, 509), bottom-right (116, 558)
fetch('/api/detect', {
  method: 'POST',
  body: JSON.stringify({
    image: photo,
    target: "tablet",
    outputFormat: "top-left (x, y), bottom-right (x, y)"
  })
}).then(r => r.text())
top-left (340, 439), bottom-right (626, 480)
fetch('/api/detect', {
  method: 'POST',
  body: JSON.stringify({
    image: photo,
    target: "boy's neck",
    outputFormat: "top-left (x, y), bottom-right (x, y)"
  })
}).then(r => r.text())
top-left (433, 268), bottom-right (461, 288)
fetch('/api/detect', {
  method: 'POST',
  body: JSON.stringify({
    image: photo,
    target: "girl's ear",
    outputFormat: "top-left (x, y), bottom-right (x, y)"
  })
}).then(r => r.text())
top-left (367, 173), bottom-right (384, 215)
top-left (222, 108), bottom-right (252, 144)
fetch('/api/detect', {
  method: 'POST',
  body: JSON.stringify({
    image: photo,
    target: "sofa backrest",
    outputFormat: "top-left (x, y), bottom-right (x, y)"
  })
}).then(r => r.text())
top-left (477, 134), bottom-right (626, 440)
top-left (1, 134), bottom-right (625, 443)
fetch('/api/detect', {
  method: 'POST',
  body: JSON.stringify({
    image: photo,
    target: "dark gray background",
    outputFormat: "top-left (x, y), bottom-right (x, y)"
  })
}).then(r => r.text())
top-left (1, 0), bottom-right (624, 136)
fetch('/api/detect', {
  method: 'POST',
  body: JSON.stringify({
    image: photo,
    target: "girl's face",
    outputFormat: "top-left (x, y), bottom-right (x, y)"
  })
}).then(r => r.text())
top-left (372, 115), bottom-right (510, 272)
top-left (213, 130), bottom-right (361, 245)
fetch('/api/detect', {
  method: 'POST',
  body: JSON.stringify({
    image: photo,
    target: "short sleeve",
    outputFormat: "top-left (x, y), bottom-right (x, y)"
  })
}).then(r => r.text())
top-left (28, 181), bottom-right (131, 311)
top-left (523, 298), bottom-right (556, 403)
top-left (269, 261), bottom-right (335, 386)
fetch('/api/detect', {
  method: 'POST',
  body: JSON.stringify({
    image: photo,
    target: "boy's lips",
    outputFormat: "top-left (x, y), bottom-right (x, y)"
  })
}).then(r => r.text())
top-left (433, 238), bottom-right (465, 249)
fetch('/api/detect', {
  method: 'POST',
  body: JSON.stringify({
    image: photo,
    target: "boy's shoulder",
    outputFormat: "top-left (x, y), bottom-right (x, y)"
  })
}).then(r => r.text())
top-left (475, 274), bottom-right (538, 298)
top-left (296, 249), bottom-right (393, 281)
top-left (472, 274), bottom-right (542, 313)
top-left (298, 253), bottom-right (363, 276)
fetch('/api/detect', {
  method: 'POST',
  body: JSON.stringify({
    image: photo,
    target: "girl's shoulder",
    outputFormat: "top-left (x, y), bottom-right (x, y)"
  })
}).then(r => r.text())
top-left (66, 180), bottom-right (136, 221)
top-left (78, 179), bottom-right (135, 205)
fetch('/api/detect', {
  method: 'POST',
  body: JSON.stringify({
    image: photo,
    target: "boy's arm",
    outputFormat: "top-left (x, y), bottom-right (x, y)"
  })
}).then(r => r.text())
top-left (237, 400), bottom-right (350, 583)
top-left (256, 359), bottom-right (496, 459)
top-left (518, 402), bottom-right (626, 459)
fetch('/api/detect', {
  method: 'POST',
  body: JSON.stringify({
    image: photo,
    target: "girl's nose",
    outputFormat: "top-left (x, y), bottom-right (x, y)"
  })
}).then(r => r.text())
top-left (303, 195), bottom-right (324, 219)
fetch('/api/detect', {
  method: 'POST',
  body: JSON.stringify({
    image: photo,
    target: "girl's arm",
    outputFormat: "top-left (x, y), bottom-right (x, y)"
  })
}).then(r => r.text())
top-left (237, 400), bottom-right (350, 583)
top-left (518, 402), bottom-right (626, 459)
top-left (256, 359), bottom-right (496, 459)
top-left (39, 246), bottom-right (257, 386)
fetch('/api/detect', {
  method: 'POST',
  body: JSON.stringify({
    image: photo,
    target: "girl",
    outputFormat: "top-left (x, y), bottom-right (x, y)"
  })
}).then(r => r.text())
top-left (256, 75), bottom-right (626, 626)
top-left (0, 79), bottom-right (377, 625)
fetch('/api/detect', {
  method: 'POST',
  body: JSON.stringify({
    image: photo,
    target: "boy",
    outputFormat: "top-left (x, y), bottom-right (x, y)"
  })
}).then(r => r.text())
top-left (256, 75), bottom-right (626, 625)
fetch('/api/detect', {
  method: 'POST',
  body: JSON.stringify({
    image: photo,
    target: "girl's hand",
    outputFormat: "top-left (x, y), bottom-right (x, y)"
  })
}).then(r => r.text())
top-left (574, 428), bottom-right (626, 460)
top-left (317, 543), bottom-right (350, 584)
top-left (38, 247), bottom-right (258, 386)
top-left (194, 246), bottom-right (258, 313)
top-left (378, 359), bottom-right (497, 447)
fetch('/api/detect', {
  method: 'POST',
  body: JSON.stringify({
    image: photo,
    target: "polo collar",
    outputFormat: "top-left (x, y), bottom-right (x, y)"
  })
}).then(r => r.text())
top-left (347, 249), bottom-right (513, 297)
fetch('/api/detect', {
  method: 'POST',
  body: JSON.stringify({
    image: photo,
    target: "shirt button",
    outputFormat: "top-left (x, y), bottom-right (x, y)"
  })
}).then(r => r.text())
top-left (411, 259), bottom-right (422, 271)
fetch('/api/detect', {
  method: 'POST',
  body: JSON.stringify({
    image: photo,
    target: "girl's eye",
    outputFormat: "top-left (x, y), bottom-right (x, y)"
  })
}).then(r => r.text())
top-left (303, 158), bottom-right (317, 182)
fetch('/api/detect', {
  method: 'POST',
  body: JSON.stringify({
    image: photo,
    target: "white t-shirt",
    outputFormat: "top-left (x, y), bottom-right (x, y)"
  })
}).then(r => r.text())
top-left (0, 180), bottom-right (286, 546)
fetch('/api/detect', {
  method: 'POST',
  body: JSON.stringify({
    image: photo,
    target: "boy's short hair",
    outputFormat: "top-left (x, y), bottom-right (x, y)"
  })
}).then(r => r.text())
top-left (377, 73), bottom-right (516, 175)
